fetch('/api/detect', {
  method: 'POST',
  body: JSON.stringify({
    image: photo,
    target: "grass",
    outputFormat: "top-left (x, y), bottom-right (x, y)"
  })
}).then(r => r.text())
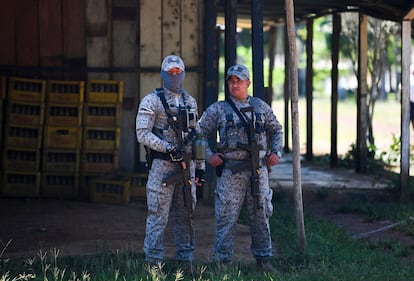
top-left (2, 197), bottom-right (414, 281)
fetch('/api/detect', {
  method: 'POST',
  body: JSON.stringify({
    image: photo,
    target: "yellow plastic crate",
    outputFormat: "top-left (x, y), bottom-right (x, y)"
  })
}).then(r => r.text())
top-left (3, 146), bottom-right (40, 171)
top-left (86, 80), bottom-right (123, 104)
top-left (79, 172), bottom-right (102, 200)
top-left (83, 103), bottom-right (121, 127)
top-left (81, 150), bottom-right (119, 173)
top-left (45, 104), bottom-right (83, 127)
top-left (41, 172), bottom-right (79, 198)
top-left (4, 124), bottom-right (43, 148)
top-left (82, 127), bottom-right (120, 150)
top-left (42, 149), bottom-right (80, 172)
top-left (9, 77), bottom-right (46, 103)
top-left (2, 170), bottom-right (41, 197)
top-left (43, 126), bottom-right (82, 149)
top-left (47, 80), bottom-right (84, 105)
top-left (129, 173), bottom-right (148, 201)
top-left (91, 174), bottom-right (130, 204)
top-left (6, 101), bottom-right (45, 126)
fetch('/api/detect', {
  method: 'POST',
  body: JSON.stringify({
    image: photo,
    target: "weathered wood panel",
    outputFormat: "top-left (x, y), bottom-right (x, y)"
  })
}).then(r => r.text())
top-left (39, 0), bottom-right (63, 67)
top-left (63, 0), bottom-right (86, 60)
top-left (16, 0), bottom-right (39, 66)
top-left (86, 0), bottom-right (109, 80)
top-left (0, 0), bottom-right (16, 65)
top-left (140, 0), bottom-right (162, 67)
top-left (113, 2), bottom-right (139, 172)
top-left (162, 0), bottom-right (181, 56)
top-left (182, 0), bottom-right (201, 66)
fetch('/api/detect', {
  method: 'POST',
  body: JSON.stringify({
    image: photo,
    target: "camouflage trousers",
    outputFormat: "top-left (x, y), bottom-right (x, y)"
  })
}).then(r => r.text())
top-left (213, 166), bottom-right (274, 262)
top-left (143, 159), bottom-right (196, 263)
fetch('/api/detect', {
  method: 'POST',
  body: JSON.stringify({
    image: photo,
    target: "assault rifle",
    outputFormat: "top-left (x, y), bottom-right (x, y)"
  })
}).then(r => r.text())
top-left (229, 106), bottom-right (262, 209)
top-left (161, 105), bottom-right (194, 226)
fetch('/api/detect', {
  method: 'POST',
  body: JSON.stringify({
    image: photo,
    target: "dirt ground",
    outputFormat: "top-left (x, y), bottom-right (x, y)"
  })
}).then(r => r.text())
top-left (1, 196), bottom-right (414, 262)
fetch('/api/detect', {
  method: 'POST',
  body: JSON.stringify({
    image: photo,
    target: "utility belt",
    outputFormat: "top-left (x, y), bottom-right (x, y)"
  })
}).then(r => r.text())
top-left (216, 158), bottom-right (266, 177)
top-left (151, 151), bottom-right (172, 161)
top-left (151, 150), bottom-right (194, 162)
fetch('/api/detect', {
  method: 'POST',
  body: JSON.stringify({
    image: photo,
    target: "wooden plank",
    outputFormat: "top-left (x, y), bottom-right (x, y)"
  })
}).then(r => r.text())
top-left (113, 17), bottom-right (137, 69)
top-left (63, 0), bottom-right (86, 59)
top-left (140, 0), bottom-right (162, 67)
top-left (162, 0), bottom-right (181, 56)
top-left (0, 0), bottom-right (16, 65)
top-left (181, 0), bottom-right (200, 66)
top-left (86, 0), bottom-right (108, 37)
top-left (39, 0), bottom-right (62, 66)
top-left (15, 0), bottom-right (39, 66)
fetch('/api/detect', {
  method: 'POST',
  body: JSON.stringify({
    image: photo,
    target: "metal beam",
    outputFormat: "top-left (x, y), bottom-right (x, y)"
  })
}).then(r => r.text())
top-left (251, 0), bottom-right (265, 100)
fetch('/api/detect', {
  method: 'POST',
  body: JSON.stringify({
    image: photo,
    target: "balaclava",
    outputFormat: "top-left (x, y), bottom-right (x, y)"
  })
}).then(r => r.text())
top-left (160, 55), bottom-right (186, 92)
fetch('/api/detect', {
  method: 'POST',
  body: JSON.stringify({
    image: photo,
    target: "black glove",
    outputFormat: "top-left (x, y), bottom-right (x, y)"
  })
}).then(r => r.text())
top-left (195, 169), bottom-right (206, 184)
top-left (195, 169), bottom-right (206, 200)
top-left (168, 145), bottom-right (183, 162)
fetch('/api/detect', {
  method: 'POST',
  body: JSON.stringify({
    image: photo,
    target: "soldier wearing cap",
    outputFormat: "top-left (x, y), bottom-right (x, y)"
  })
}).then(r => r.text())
top-left (198, 64), bottom-right (283, 272)
top-left (136, 55), bottom-right (204, 273)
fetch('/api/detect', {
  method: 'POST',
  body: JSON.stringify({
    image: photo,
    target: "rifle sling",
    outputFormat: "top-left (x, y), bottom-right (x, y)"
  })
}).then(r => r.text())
top-left (226, 98), bottom-right (251, 134)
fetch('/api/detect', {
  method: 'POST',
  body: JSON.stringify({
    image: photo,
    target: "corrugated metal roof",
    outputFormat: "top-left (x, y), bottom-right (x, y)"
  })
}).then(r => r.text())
top-left (217, 0), bottom-right (414, 23)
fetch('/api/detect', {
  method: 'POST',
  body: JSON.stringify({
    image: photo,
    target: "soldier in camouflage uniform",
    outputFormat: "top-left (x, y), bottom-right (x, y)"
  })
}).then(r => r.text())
top-left (136, 55), bottom-right (204, 272)
top-left (198, 64), bottom-right (283, 272)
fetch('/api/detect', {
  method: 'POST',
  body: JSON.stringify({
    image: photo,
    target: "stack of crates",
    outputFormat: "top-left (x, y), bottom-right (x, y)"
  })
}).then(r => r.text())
top-left (2, 77), bottom-right (46, 197)
top-left (42, 80), bottom-right (84, 198)
top-left (81, 80), bottom-right (123, 200)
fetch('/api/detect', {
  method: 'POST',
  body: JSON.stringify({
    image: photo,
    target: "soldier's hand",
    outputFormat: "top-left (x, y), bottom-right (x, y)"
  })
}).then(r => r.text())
top-left (168, 145), bottom-right (184, 162)
top-left (266, 152), bottom-right (280, 167)
top-left (207, 153), bottom-right (224, 167)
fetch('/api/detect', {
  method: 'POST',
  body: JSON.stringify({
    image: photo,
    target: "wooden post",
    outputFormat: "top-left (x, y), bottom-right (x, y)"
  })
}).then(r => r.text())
top-left (305, 18), bottom-right (313, 161)
top-left (400, 20), bottom-right (411, 200)
top-left (330, 14), bottom-right (340, 167)
top-left (285, 0), bottom-right (306, 254)
top-left (356, 13), bottom-right (368, 173)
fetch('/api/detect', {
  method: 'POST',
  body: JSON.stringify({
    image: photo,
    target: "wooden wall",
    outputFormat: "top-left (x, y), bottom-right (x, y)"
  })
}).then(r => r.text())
top-left (0, 0), bottom-right (204, 172)
top-left (0, 0), bottom-right (86, 80)
top-left (138, 0), bottom-right (204, 167)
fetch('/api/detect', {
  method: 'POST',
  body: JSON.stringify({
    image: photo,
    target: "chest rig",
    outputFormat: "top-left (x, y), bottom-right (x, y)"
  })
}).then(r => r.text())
top-left (155, 88), bottom-right (196, 146)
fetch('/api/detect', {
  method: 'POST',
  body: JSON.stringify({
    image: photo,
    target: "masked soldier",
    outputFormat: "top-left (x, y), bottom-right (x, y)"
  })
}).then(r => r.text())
top-left (136, 55), bottom-right (204, 274)
top-left (198, 64), bottom-right (283, 272)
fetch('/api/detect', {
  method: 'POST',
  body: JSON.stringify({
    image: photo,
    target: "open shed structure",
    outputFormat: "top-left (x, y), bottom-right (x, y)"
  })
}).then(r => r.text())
top-left (0, 0), bottom-right (413, 200)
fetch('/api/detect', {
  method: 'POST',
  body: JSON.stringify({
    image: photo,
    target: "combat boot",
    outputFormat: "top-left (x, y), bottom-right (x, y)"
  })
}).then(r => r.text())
top-left (256, 257), bottom-right (277, 273)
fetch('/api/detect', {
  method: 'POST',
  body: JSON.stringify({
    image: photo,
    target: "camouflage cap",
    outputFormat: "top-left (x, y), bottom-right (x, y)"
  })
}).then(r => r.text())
top-left (161, 55), bottom-right (185, 71)
top-left (226, 64), bottom-right (250, 80)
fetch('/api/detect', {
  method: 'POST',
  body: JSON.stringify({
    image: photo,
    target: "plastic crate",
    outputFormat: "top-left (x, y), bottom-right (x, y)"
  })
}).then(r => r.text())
top-left (42, 149), bottom-right (80, 172)
top-left (83, 103), bottom-right (121, 127)
top-left (43, 126), bottom-right (82, 149)
top-left (41, 172), bottom-right (79, 198)
top-left (2, 170), bottom-right (41, 197)
top-left (8, 77), bottom-right (46, 103)
top-left (79, 172), bottom-right (102, 199)
top-left (81, 150), bottom-right (119, 172)
top-left (47, 80), bottom-right (84, 105)
top-left (129, 173), bottom-right (148, 201)
top-left (82, 127), bottom-right (120, 150)
top-left (3, 146), bottom-right (40, 171)
top-left (91, 174), bottom-right (130, 204)
top-left (4, 124), bottom-right (43, 148)
top-left (6, 101), bottom-right (45, 126)
top-left (86, 80), bottom-right (123, 104)
top-left (45, 104), bottom-right (83, 127)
